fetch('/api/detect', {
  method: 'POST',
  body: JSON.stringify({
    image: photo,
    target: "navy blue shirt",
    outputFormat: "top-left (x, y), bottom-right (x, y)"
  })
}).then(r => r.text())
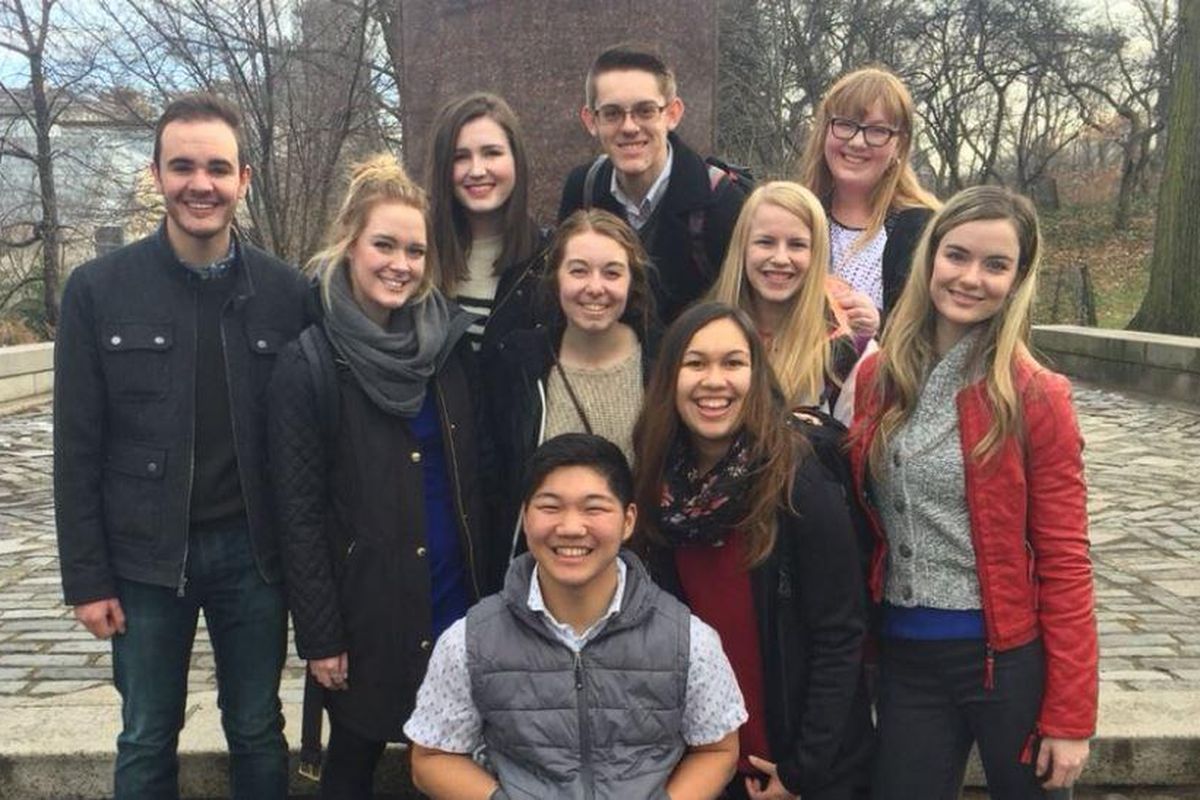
top-left (410, 393), bottom-right (471, 638)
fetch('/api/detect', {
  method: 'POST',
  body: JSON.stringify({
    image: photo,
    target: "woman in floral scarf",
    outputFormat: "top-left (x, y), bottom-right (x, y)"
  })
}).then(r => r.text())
top-left (633, 301), bottom-right (873, 800)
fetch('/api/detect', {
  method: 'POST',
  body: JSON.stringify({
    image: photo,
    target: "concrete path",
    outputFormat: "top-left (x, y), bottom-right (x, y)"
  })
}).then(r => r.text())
top-left (1, 384), bottom-right (1199, 797)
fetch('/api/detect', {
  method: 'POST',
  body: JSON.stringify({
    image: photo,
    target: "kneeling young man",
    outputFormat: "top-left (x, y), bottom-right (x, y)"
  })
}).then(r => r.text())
top-left (406, 433), bottom-right (746, 799)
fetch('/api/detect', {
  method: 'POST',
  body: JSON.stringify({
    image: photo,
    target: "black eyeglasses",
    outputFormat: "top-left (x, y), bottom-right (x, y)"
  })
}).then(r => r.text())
top-left (593, 102), bottom-right (668, 127)
top-left (828, 117), bottom-right (901, 147)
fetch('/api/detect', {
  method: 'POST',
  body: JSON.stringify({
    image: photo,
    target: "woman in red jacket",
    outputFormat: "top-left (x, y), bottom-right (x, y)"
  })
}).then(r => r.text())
top-left (848, 185), bottom-right (1097, 799)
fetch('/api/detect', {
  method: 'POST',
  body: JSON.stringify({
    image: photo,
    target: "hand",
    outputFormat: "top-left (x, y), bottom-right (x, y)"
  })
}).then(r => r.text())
top-left (1036, 736), bottom-right (1089, 789)
top-left (309, 653), bottom-right (349, 691)
top-left (834, 288), bottom-right (880, 338)
top-left (744, 755), bottom-right (798, 800)
top-left (73, 598), bottom-right (126, 639)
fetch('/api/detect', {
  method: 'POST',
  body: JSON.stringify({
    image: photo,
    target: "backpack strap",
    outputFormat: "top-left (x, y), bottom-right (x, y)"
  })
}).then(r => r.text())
top-left (298, 326), bottom-right (339, 460)
top-left (581, 154), bottom-right (609, 209)
top-left (295, 324), bottom-right (338, 782)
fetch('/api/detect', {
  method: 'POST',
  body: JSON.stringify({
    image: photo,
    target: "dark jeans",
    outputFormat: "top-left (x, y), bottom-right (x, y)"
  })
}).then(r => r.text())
top-left (111, 522), bottom-right (288, 800)
top-left (320, 717), bottom-right (387, 799)
top-left (873, 637), bottom-right (1070, 800)
top-left (722, 768), bottom-right (867, 799)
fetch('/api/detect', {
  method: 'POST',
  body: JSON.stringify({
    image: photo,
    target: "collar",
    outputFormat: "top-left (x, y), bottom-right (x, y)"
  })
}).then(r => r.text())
top-left (527, 557), bottom-right (627, 652)
top-left (154, 220), bottom-right (256, 303)
top-left (611, 141), bottom-right (674, 230)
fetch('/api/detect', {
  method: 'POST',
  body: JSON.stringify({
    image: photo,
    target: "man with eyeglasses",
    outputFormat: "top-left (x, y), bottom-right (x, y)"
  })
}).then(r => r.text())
top-left (559, 43), bottom-right (749, 323)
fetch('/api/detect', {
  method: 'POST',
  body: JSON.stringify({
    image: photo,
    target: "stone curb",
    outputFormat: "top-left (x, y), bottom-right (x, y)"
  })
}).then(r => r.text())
top-left (1, 686), bottom-right (1198, 798)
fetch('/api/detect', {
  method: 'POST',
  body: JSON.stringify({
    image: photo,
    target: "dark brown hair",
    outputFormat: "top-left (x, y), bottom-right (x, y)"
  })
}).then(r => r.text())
top-left (585, 43), bottom-right (677, 109)
top-left (425, 92), bottom-right (538, 296)
top-left (632, 302), bottom-right (801, 567)
top-left (153, 92), bottom-right (246, 169)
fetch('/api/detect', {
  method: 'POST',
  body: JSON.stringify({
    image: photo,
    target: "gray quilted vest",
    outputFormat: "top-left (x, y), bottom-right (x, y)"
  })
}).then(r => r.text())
top-left (465, 550), bottom-right (690, 800)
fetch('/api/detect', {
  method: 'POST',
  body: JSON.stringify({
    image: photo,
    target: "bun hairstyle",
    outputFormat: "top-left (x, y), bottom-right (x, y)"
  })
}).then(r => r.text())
top-left (797, 66), bottom-right (939, 244)
top-left (867, 185), bottom-right (1043, 471)
top-left (308, 154), bottom-right (434, 310)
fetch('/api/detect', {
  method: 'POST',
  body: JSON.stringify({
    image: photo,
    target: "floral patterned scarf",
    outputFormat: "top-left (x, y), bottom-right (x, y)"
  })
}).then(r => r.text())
top-left (657, 433), bottom-right (756, 547)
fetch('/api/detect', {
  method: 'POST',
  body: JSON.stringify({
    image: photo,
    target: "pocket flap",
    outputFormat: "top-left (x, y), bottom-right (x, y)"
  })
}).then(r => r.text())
top-left (105, 442), bottom-right (168, 480)
top-left (246, 326), bottom-right (287, 355)
top-left (101, 322), bottom-right (174, 351)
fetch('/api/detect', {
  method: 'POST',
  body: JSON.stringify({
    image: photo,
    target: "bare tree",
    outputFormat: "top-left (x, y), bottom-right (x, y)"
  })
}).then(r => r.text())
top-left (1130, 0), bottom-right (1199, 334)
top-left (0, 0), bottom-right (71, 328)
top-left (93, 0), bottom-right (392, 263)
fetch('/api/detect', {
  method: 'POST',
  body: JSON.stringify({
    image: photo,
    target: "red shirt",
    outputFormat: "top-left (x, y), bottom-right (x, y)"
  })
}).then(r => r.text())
top-left (675, 531), bottom-right (772, 776)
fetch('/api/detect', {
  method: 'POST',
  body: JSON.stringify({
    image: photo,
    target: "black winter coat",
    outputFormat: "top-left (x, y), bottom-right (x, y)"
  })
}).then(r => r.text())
top-left (54, 225), bottom-right (311, 605)
top-left (880, 206), bottom-right (935, 316)
top-left (267, 326), bottom-right (494, 741)
top-left (478, 229), bottom-right (553, 360)
top-left (558, 133), bottom-right (748, 323)
top-left (648, 450), bottom-right (874, 797)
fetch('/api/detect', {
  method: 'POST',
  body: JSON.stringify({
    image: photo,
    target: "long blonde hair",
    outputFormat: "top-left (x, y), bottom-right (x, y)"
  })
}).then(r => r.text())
top-left (709, 181), bottom-right (833, 406)
top-left (867, 185), bottom-right (1043, 471)
top-left (307, 154), bottom-right (434, 311)
top-left (798, 66), bottom-right (939, 245)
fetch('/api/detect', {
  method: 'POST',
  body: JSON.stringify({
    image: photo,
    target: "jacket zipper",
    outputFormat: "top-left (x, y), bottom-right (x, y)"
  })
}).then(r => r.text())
top-left (435, 385), bottom-right (481, 600)
top-left (508, 378), bottom-right (549, 563)
top-left (574, 649), bottom-right (595, 800)
top-left (219, 293), bottom-right (257, 574)
top-left (958, 393), bottom-right (999, 689)
top-left (178, 291), bottom-right (199, 597)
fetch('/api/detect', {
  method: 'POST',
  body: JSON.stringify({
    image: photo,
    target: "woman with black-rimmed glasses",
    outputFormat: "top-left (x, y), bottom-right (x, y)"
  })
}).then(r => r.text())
top-left (798, 66), bottom-right (940, 327)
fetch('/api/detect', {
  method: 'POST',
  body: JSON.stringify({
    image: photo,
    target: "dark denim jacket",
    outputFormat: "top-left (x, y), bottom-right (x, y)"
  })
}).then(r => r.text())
top-left (54, 224), bottom-right (312, 604)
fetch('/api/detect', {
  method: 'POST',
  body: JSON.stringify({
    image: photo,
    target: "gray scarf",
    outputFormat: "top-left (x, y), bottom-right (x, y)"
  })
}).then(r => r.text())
top-left (323, 264), bottom-right (475, 417)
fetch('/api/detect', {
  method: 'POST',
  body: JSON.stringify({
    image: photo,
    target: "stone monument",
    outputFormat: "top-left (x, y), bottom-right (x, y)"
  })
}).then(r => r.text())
top-left (398, 0), bottom-right (719, 218)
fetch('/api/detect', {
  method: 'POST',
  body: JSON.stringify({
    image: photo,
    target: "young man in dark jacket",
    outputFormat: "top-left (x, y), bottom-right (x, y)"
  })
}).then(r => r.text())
top-left (558, 44), bottom-right (749, 323)
top-left (53, 93), bottom-right (311, 800)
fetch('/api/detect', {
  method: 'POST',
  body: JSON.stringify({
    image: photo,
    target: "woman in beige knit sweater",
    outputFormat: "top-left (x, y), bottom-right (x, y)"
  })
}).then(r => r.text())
top-left (483, 209), bottom-right (660, 564)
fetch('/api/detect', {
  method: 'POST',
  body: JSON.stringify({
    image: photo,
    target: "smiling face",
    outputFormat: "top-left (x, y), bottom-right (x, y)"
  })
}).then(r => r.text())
top-left (522, 464), bottom-right (636, 597)
top-left (451, 115), bottom-right (516, 220)
top-left (152, 118), bottom-right (250, 263)
top-left (556, 230), bottom-right (632, 335)
top-left (582, 69), bottom-right (683, 196)
top-left (675, 317), bottom-right (754, 471)
top-left (822, 99), bottom-right (900, 196)
top-left (929, 217), bottom-right (1020, 353)
top-left (346, 201), bottom-right (428, 327)
top-left (744, 202), bottom-right (813, 314)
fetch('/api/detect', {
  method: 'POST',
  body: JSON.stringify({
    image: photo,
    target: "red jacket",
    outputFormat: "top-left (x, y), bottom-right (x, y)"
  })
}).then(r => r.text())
top-left (849, 353), bottom-right (1098, 739)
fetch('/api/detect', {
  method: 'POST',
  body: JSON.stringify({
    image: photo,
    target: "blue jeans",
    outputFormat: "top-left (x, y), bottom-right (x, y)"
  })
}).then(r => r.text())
top-left (112, 521), bottom-right (288, 800)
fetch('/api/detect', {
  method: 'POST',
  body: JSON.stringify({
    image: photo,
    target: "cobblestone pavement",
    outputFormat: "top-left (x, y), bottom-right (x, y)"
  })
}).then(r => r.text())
top-left (1, 384), bottom-right (1198, 702)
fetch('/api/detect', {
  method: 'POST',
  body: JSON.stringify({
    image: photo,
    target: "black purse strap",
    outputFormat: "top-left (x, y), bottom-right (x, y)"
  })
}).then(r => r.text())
top-left (553, 359), bottom-right (594, 436)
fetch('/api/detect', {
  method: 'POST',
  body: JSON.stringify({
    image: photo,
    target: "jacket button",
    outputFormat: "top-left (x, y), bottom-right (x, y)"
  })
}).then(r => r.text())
top-left (899, 543), bottom-right (913, 558)
top-left (902, 585), bottom-right (913, 601)
top-left (893, 451), bottom-right (901, 468)
top-left (895, 498), bottom-right (906, 513)
top-left (110, 335), bottom-right (122, 346)
top-left (146, 462), bottom-right (158, 473)
top-left (416, 546), bottom-right (427, 558)
top-left (420, 639), bottom-right (432, 652)
top-left (154, 335), bottom-right (166, 346)
top-left (257, 339), bottom-right (268, 350)
top-left (410, 451), bottom-right (422, 464)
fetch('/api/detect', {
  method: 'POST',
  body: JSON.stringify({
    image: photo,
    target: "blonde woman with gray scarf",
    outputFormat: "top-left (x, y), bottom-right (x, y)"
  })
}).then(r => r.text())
top-left (267, 155), bottom-right (495, 799)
